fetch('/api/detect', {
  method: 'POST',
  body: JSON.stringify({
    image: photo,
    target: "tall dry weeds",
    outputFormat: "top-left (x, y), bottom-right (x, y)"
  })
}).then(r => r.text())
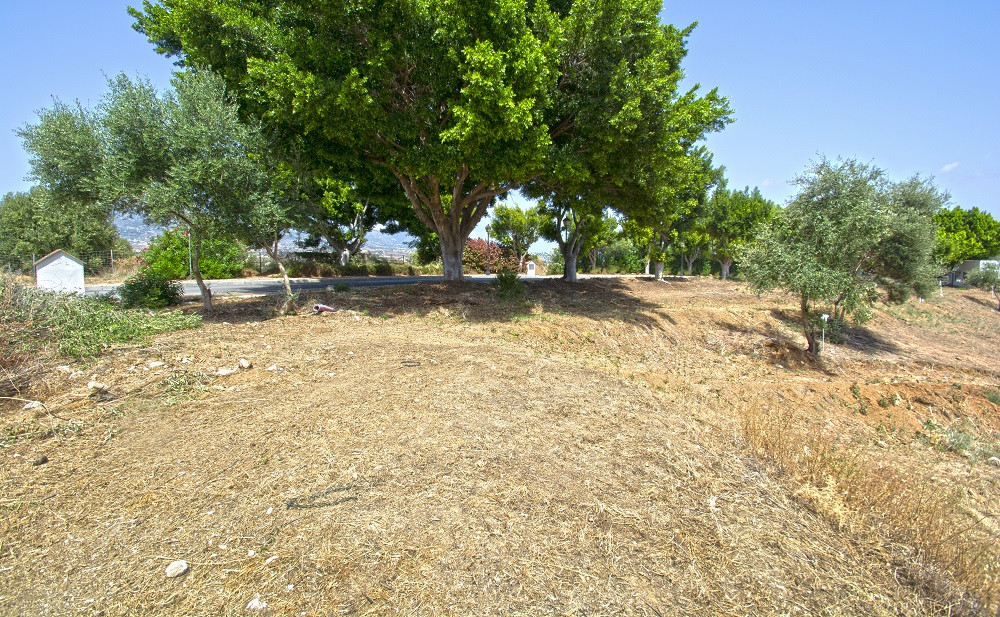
top-left (739, 398), bottom-right (1000, 614)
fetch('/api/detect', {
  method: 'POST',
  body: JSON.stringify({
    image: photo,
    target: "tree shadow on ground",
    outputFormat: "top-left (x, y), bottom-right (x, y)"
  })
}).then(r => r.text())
top-left (962, 294), bottom-right (1000, 312)
top-left (330, 278), bottom-right (673, 329)
top-left (769, 309), bottom-right (902, 355)
top-left (191, 277), bottom-right (680, 331)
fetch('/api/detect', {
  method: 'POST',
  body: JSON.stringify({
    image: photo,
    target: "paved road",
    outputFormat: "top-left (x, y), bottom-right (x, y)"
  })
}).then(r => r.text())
top-left (87, 274), bottom-right (536, 297)
top-left (85, 273), bottom-right (646, 298)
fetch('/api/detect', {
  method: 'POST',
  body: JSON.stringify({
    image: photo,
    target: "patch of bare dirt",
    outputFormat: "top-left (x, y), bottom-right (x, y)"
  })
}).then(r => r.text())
top-left (2, 278), bottom-right (998, 615)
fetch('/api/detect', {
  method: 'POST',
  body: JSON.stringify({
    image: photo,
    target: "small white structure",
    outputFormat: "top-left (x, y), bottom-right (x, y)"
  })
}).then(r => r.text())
top-left (34, 250), bottom-right (85, 295)
top-left (525, 262), bottom-right (537, 277)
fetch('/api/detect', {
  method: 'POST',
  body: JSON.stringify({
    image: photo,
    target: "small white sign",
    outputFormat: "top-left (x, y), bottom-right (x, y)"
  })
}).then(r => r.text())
top-left (525, 262), bottom-right (537, 277)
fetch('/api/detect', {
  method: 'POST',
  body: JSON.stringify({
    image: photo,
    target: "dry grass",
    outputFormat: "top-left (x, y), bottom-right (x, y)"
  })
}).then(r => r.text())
top-left (1, 278), bottom-right (998, 616)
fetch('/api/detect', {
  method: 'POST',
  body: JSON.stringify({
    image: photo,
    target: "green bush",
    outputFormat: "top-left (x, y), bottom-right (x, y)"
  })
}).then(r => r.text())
top-left (492, 269), bottom-right (525, 300)
top-left (119, 270), bottom-right (182, 308)
top-left (141, 229), bottom-right (248, 280)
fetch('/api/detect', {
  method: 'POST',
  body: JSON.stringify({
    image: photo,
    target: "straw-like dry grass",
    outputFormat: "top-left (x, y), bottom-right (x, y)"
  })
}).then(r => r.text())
top-left (1, 278), bottom-right (998, 616)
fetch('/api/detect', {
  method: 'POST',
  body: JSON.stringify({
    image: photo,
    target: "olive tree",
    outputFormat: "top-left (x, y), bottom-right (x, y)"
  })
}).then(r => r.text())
top-left (743, 158), bottom-right (939, 354)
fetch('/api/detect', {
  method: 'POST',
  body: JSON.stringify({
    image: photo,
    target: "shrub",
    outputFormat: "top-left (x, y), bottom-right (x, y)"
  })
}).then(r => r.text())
top-left (142, 229), bottom-right (248, 280)
top-left (464, 238), bottom-right (519, 273)
top-left (492, 269), bottom-right (524, 300)
top-left (374, 262), bottom-right (394, 276)
top-left (119, 270), bottom-right (182, 309)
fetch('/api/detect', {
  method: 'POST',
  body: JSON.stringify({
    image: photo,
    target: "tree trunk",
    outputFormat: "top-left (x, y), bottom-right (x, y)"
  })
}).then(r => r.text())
top-left (390, 167), bottom-right (504, 282)
top-left (440, 234), bottom-right (465, 281)
top-left (801, 295), bottom-right (817, 354)
top-left (719, 258), bottom-right (732, 280)
top-left (563, 250), bottom-right (579, 283)
top-left (653, 261), bottom-right (664, 281)
top-left (191, 233), bottom-right (212, 312)
top-left (587, 248), bottom-right (597, 272)
top-left (644, 258), bottom-right (650, 275)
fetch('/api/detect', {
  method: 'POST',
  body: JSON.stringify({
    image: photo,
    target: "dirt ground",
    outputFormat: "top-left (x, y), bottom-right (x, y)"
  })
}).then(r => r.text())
top-left (2, 278), bottom-right (998, 616)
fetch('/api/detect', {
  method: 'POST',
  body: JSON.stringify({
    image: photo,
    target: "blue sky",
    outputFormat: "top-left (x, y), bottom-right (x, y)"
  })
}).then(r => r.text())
top-left (2, 1), bottom-right (997, 226)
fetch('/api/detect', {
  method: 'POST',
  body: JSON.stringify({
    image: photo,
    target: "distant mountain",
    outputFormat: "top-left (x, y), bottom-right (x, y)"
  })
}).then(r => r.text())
top-left (114, 214), bottom-right (163, 249)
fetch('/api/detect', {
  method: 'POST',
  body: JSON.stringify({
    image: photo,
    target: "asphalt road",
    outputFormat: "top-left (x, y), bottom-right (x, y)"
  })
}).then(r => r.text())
top-left (87, 274), bottom-right (531, 297)
top-left (85, 273), bottom-right (646, 298)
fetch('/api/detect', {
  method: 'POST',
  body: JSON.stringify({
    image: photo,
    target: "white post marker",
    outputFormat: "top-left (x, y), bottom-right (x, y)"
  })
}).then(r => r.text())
top-left (939, 280), bottom-right (943, 297)
top-left (821, 314), bottom-right (829, 351)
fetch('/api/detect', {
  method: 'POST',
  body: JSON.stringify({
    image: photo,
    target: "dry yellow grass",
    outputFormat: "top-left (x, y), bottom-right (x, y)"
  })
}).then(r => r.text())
top-left (1, 278), bottom-right (998, 616)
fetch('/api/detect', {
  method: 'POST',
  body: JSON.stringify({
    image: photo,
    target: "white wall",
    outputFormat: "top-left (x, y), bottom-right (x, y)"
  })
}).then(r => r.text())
top-left (36, 254), bottom-right (85, 294)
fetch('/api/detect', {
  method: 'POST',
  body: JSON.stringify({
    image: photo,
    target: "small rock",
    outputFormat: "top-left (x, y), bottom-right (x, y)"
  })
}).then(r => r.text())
top-left (247, 549), bottom-right (256, 557)
top-left (215, 367), bottom-right (238, 376)
top-left (149, 361), bottom-right (166, 369)
top-left (55, 365), bottom-right (72, 374)
top-left (87, 381), bottom-right (109, 393)
top-left (987, 457), bottom-right (1000, 468)
top-left (246, 595), bottom-right (267, 611)
top-left (239, 358), bottom-right (252, 370)
top-left (265, 365), bottom-right (277, 372)
top-left (264, 555), bottom-right (278, 565)
top-left (22, 400), bottom-right (42, 410)
top-left (165, 560), bottom-right (189, 578)
top-left (181, 357), bottom-right (192, 364)
top-left (68, 371), bottom-right (83, 380)
top-left (876, 440), bottom-right (888, 448)
top-left (32, 454), bottom-right (48, 466)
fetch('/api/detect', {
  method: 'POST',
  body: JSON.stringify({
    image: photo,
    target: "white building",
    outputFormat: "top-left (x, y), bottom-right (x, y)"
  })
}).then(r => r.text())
top-left (34, 250), bottom-right (85, 295)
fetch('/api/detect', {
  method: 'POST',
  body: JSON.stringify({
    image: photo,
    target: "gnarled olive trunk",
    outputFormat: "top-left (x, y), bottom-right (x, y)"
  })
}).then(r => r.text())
top-left (264, 243), bottom-right (295, 315)
top-left (190, 233), bottom-right (212, 312)
top-left (801, 294), bottom-right (818, 354)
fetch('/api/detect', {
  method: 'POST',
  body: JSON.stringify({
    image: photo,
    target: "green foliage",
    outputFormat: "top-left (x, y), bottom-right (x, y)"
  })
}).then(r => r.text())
top-left (133, 0), bottom-right (730, 280)
top-left (141, 229), bottom-right (247, 280)
top-left (742, 158), bottom-right (939, 353)
top-left (985, 390), bottom-right (1000, 406)
top-left (488, 204), bottom-right (542, 270)
top-left (492, 269), bottom-right (525, 300)
top-left (119, 270), bottom-right (182, 309)
top-left (934, 206), bottom-right (1000, 267)
top-left (706, 185), bottom-right (778, 279)
top-left (1, 274), bottom-right (199, 359)
top-left (0, 188), bottom-right (126, 266)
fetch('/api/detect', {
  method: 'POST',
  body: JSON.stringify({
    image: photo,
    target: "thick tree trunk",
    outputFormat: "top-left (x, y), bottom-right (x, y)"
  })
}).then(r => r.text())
top-left (653, 261), bottom-right (664, 280)
top-left (440, 234), bottom-right (465, 281)
top-left (563, 250), bottom-right (579, 283)
top-left (587, 248), bottom-right (597, 272)
top-left (390, 167), bottom-right (505, 282)
top-left (191, 234), bottom-right (212, 312)
top-left (719, 258), bottom-right (732, 280)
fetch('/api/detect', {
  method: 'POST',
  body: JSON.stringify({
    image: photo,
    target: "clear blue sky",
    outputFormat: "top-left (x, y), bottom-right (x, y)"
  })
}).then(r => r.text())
top-left (2, 1), bottom-right (997, 222)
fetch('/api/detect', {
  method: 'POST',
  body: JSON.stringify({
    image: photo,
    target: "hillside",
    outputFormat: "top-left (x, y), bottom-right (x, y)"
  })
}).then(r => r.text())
top-left (2, 278), bottom-right (998, 616)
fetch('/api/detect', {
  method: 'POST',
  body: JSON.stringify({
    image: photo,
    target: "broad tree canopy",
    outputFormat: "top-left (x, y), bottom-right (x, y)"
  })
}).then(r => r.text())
top-left (132, 0), bottom-right (731, 280)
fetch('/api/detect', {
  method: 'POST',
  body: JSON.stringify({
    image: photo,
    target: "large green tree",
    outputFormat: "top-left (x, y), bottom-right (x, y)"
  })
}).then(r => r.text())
top-left (132, 0), bottom-right (730, 281)
top-left (933, 206), bottom-right (1000, 269)
top-left (133, 0), bottom-right (557, 280)
top-left (488, 203), bottom-right (542, 272)
top-left (706, 185), bottom-right (777, 280)
top-left (102, 71), bottom-right (291, 311)
top-left (743, 159), bottom-right (940, 354)
top-left (14, 102), bottom-right (128, 265)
